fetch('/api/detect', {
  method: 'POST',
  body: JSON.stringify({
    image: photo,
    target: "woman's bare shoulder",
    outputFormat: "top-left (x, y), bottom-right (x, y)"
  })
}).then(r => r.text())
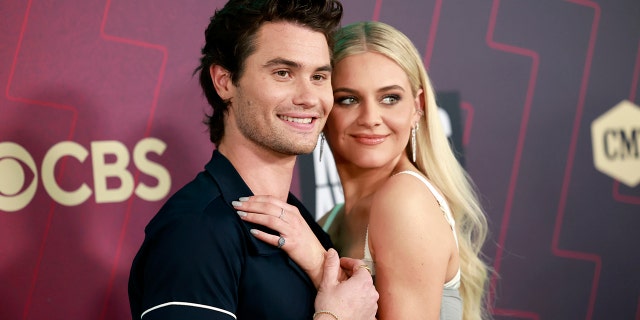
top-left (369, 171), bottom-right (448, 232)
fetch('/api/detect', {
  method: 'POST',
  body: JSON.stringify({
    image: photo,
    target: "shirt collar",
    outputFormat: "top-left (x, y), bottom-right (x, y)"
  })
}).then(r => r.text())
top-left (205, 149), bottom-right (254, 203)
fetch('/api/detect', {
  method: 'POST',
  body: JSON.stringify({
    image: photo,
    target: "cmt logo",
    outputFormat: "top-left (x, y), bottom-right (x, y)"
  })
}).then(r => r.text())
top-left (0, 138), bottom-right (171, 212)
top-left (591, 100), bottom-right (640, 187)
top-left (602, 129), bottom-right (639, 160)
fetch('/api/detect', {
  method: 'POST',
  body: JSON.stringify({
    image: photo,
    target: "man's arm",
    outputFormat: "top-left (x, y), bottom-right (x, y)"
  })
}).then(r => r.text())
top-left (133, 211), bottom-right (243, 320)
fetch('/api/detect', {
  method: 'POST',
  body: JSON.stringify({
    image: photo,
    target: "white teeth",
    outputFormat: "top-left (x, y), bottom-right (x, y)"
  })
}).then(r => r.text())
top-left (279, 115), bottom-right (312, 124)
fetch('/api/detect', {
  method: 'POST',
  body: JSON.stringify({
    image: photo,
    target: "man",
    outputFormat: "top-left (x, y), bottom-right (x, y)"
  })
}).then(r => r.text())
top-left (128, 0), bottom-right (379, 319)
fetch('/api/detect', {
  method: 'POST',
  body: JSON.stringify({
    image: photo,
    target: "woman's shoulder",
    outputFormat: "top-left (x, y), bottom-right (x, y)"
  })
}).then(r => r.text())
top-left (370, 171), bottom-right (442, 222)
top-left (377, 170), bottom-right (438, 202)
top-left (368, 170), bottom-right (457, 273)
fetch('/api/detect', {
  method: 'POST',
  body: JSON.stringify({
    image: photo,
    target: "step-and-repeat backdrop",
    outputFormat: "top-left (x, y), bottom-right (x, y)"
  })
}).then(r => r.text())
top-left (2, 1), bottom-right (639, 319)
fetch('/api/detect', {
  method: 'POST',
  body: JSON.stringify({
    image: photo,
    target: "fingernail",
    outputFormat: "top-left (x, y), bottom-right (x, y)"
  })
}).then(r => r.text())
top-left (238, 197), bottom-right (249, 201)
top-left (237, 211), bottom-right (247, 217)
top-left (250, 229), bottom-right (259, 235)
top-left (232, 201), bottom-right (242, 207)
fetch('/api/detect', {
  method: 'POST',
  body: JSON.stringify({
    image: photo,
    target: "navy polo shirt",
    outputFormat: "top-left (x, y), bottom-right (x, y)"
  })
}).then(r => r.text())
top-left (129, 150), bottom-right (333, 319)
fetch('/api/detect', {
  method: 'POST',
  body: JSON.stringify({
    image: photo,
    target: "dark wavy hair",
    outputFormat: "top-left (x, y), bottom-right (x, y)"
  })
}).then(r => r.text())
top-left (194, 0), bottom-right (343, 145)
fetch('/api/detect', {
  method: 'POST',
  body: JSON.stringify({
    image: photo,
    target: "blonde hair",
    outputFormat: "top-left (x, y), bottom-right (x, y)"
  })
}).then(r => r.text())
top-left (333, 21), bottom-right (491, 320)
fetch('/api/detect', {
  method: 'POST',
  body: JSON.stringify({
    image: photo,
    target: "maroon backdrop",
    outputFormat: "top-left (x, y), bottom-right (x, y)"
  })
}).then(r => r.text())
top-left (1, 0), bottom-right (639, 319)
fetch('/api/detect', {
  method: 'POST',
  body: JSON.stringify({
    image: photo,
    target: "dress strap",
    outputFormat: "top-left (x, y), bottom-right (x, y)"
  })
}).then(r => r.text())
top-left (363, 227), bottom-right (375, 276)
top-left (322, 203), bottom-right (344, 232)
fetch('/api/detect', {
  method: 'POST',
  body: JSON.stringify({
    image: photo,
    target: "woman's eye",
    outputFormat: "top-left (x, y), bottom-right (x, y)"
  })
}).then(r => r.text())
top-left (381, 95), bottom-right (400, 105)
top-left (336, 96), bottom-right (357, 105)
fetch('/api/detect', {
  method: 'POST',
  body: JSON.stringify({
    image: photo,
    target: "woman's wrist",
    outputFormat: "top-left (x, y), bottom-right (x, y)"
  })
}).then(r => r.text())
top-left (308, 244), bottom-right (327, 288)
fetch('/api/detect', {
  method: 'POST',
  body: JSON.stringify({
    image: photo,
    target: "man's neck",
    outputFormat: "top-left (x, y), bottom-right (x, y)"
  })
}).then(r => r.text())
top-left (217, 143), bottom-right (296, 201)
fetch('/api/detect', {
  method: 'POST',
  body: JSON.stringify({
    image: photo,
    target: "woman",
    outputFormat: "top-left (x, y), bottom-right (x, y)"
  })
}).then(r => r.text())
top-left (233, 21), bottom-right (489, 320)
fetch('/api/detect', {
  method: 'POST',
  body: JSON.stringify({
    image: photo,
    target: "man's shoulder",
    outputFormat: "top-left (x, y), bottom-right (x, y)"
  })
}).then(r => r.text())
top-left (144, 170), bottom-right (233, 235)
top-left (171, 170), bottom-right (221, 208)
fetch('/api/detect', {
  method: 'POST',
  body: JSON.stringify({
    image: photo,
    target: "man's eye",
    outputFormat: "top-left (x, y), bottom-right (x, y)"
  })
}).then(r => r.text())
top-left (312, 74), bottom-right (327, 81)
top-left (275, 70), bottom-right (290, 77)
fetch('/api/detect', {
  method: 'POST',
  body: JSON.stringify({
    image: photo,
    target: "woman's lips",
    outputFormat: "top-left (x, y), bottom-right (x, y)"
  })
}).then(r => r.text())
top-left (352, 134), bottom-right (387, 145)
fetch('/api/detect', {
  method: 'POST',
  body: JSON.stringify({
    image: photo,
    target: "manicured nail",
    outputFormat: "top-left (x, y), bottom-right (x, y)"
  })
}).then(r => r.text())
top-left (238, 197), bottom-right (249, 201)
top-left (232, 201), bottom-right (242, 207)
top-left (237, 211), bottom-right (247, 217)
top-left (250, 229), bottom-right (259, 235)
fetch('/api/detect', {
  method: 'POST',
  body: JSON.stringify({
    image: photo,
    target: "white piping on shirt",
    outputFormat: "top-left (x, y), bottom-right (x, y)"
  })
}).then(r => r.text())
top-left (141, 301), bottom-right (237, 319)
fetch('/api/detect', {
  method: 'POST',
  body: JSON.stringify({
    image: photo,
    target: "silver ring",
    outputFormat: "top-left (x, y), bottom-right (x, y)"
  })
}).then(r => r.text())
top-left (277, 236), bottom-right (286, 249)
top-left (278, 207), bottom-right (285, 220)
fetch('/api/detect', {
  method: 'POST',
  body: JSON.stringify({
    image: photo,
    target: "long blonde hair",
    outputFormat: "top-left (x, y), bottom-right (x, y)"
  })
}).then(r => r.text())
top-left (333, 21), bottom-right (491, 320)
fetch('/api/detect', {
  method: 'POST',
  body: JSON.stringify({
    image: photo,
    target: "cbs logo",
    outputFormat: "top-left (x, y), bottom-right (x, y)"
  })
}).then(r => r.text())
top-left (0, 138), bottom-right (171, 212)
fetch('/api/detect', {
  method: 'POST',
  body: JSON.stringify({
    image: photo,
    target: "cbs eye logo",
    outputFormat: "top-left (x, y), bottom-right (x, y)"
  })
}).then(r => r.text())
top-left (0, 142), bottom-right (38, 212)
top-left (0, 138), bottom-right (171, 212)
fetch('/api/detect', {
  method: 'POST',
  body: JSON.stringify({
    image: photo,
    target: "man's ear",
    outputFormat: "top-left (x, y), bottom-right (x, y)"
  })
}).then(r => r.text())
top-left (210, 65), bottom-right (234, 100)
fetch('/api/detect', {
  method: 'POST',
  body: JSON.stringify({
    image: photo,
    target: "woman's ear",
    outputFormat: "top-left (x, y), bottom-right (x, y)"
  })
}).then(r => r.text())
top-left (413, 88), bottom-right (425, 125)
top-left (210, 65), bottom-right (234, 100)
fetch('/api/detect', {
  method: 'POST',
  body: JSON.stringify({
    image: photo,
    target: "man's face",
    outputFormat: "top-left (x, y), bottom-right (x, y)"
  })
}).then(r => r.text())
top-left (223, 21), bottom-right (333, 156)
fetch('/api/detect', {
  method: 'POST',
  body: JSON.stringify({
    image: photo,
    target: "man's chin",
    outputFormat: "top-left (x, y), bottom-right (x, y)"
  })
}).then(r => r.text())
top-left (276, 143), bottom-right (317, 156)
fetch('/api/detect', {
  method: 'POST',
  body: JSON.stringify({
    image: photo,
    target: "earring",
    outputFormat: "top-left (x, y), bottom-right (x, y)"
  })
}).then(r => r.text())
top-left (411, 124), bottom-right (418, 163)
top-left (319, 133), bottom-right (325, 162)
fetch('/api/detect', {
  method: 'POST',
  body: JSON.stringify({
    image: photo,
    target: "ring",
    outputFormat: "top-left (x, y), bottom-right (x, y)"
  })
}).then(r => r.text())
top-left (277, 236), bottom-right (286, 249)
top-left (358, 264), bottom-right (372, 275)
top-left (278, 207), bottom-right (285, 220)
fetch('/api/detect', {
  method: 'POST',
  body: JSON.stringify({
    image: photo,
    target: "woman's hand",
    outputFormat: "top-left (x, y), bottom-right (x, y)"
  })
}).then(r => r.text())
top-left (232, 195), bottom-right (327, 287)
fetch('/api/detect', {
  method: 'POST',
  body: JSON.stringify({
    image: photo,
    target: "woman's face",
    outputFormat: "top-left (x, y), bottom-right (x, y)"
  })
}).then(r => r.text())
top-left (326, 51), bottom-right (421, 170)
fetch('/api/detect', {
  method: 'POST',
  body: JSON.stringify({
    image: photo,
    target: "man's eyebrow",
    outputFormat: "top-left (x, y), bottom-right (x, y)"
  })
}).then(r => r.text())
top-left (264, 58), bottom-right (332, 73)
top-left (264, 58), bottom-right (300, 68)
top-left (316, 64), bottom-right (332, 73)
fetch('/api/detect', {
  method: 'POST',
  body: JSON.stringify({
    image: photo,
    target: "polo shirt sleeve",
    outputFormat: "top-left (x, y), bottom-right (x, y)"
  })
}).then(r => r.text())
top-left (137, 203), bottom-right (245, 320)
